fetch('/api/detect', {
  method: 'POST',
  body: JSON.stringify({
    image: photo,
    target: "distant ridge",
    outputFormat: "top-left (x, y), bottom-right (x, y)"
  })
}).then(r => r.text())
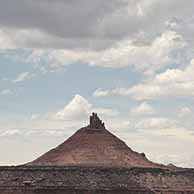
top-left (28, 113), bottom-right (163, 168)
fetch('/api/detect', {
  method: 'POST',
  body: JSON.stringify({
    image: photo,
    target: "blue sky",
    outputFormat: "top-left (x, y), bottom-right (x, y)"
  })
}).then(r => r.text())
top-left (0, 52), bottom-right (140, 114)
top-left (0, 0), bottom-right (194, 167)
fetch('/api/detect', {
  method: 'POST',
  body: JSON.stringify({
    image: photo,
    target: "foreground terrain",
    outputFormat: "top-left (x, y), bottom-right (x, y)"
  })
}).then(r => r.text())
top-left (0, 166), bottom-right (194, 194)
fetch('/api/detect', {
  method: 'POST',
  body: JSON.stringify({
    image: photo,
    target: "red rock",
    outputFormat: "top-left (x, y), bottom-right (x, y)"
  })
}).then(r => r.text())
top-left (28, 113), bottom-right (163, 168)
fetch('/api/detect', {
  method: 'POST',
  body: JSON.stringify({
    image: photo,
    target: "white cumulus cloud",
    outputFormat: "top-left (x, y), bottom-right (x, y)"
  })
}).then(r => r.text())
top-left (13, 72), bottom-right (34, 83)
top-left (130, 102), bottom-right (155, 116)
top-left (94, 58), bottom-right (194, 100)
top-left (0, 89), bottom-right (13, 96)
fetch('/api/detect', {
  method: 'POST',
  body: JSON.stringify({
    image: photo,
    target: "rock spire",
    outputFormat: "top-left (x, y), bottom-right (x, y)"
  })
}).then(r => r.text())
top-left (89, 113), bottom-right (105, 129)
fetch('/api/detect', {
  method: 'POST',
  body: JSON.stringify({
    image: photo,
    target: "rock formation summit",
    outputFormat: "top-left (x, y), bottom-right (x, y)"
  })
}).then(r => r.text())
top-left (29, 113), bottom-right (161, 168)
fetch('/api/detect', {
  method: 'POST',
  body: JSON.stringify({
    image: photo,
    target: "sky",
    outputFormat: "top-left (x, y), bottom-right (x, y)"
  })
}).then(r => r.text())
top-left (0, 0), bottom-right (194, 167)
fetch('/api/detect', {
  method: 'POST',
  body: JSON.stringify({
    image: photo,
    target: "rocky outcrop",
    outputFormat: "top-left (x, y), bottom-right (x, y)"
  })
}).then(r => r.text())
top-left (28, 113), bottom-right (162, 168)
top-left (89, 112), bottom-right (105, 129)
